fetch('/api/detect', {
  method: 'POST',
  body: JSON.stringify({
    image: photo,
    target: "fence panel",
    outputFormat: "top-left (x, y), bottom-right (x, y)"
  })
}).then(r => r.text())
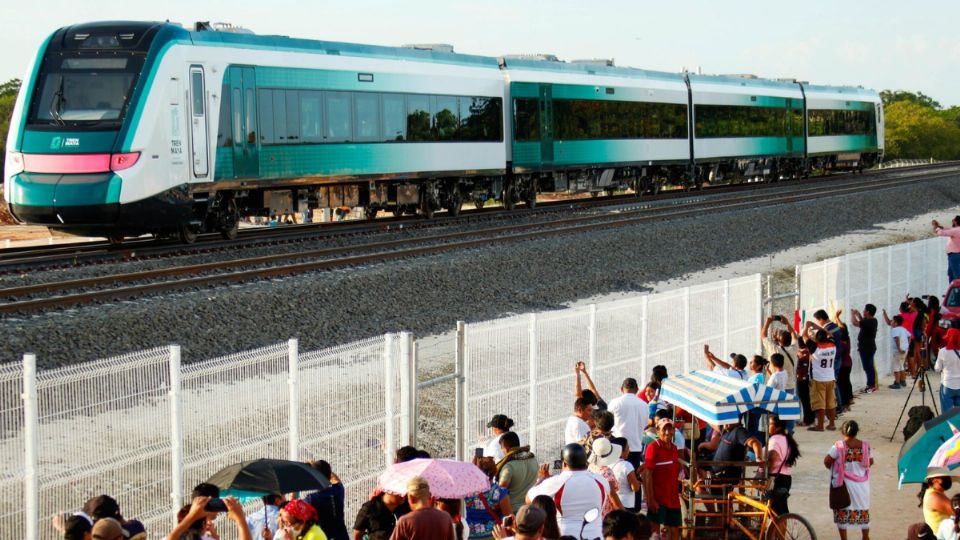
top-left (799, 237), bottom-right (949, 382)
top-left (594, 297), bottom-right (646, 399)
top-left (35, 347), bottom-right (171, 538)
top-left (0, 362), bottom-right (24, 539)
top-left (180, 342), bottom-right (291, 526)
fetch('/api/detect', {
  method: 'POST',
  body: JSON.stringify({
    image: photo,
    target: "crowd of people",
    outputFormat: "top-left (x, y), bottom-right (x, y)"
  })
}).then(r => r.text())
top-left (50, 280), bottom-right (960, 540)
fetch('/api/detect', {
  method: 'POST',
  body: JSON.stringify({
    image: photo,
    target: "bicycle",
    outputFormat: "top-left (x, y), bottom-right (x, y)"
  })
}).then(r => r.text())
top-left (727, 491), bottom-right (816, 540)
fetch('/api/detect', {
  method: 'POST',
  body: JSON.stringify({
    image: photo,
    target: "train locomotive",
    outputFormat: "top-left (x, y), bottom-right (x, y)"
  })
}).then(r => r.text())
top-left (3, 21), bottom-right (884, 243)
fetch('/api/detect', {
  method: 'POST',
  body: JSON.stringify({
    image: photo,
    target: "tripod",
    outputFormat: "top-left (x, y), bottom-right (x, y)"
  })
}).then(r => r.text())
top-left (890, 339), bottom-right (940, 441)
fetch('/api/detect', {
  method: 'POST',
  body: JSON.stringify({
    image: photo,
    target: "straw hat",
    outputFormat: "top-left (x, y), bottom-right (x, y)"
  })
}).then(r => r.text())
top-left (925, 467), bottom-right (960, 481)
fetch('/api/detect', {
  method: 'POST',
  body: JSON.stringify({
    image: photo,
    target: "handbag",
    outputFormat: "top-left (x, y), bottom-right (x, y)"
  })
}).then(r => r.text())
top-left (829, 482), bottom-right (851, 510)
top-left (763, 441), bottom-right (790, 503)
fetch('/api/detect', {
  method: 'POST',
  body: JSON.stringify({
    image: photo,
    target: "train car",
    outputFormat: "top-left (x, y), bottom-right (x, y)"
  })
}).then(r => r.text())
top-left (801, 83), bottom-right (883, 171)
top-left (4, 21), bottom-right (507, 242)
top-left (687, 74), bottom-right (806, 184)
top-left (501, 57), bottom-right (690, 197)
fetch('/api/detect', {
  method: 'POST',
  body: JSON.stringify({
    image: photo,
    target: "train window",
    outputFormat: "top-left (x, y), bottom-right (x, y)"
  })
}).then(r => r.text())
top-left (433, 95), bottom-right (459, 140)
top-left (695, 104), bottom-right (788, 138)
top-left (219, 83), bottom-right (234, 147)
top-left (232, 88), bottom-right (242, 146)
top-left (382, 94), bottom-right (406, 141)
top-left (406, 94), bottom-right (431, 141)
top-left (272, 91), bottom-right (287, 142)
top-left (258, 89), bottom-right (274, 144)
top-left (552, 99), bottom-right (686, 141)
top-left (300, 91), bottom-right (323, 142)
top-left (245, 88), bottom-right (256, 145)
top-left (460, 97), bottom-right (500, 141)
top-left (191, 70), bottom-right (205, 116)
top-left (807, 107), bottom-right (875, 136)
top-left (285, 90), bottom-right (300, 142)
top-left (325, 91), bottom-right (353, 142)
top-left (514, 99), bottom-right (539, 141)
top-left (354, 92), bottom-right (380, 141)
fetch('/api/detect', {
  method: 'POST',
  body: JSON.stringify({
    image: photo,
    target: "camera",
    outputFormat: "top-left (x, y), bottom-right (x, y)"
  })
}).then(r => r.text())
top-left (474, 447), bottom-right (484, 458)
top-left (553, 459), bottom-right (562, 470)
top-left (204, 498), bottom-right (228, 512)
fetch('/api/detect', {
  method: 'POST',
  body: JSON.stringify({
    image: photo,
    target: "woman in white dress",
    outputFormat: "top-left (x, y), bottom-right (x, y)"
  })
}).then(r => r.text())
top-left (824, 420), bottom-right (873, 540)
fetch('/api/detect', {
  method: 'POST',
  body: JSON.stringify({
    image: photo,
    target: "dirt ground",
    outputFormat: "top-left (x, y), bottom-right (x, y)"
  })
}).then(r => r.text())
top-left (785, 370), bottom-right (940, 538)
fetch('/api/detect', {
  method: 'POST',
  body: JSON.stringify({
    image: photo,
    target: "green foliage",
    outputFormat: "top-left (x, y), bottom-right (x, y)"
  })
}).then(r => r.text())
top-left (881, 90), bottom-right (942, 110)
top-left (884, 100), bottom-right (960, 160)
top-left (0, 78), bottom-right (21, 157)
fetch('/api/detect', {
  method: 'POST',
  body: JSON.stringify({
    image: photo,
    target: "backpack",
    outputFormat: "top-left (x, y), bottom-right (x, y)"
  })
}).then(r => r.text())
top-left (904, 405), bottom-right (935, 440)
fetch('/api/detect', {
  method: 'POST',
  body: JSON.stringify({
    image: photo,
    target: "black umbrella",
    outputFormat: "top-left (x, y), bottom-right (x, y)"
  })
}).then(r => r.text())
top-left (206, 458), bottom-right (331, 495)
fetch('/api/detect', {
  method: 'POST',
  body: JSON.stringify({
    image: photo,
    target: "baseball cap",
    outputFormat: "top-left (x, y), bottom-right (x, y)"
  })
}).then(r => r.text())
top-left (122, 519), bottom-right (147, 540)
top-left (657, 417), bottom-right (675, 430)
top-left (515, 504), bottom-right (547, 534)
top-left (83, 494), bottom-right (120, 520)
top-left (92, 517), bottom-right (124, 540)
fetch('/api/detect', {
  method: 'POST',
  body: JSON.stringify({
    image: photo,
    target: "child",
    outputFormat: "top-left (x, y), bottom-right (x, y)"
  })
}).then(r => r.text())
top-left (748, 355), bottom-right (767, 385)
top-left (889, 314), bottom-right (911, 389)
top-left (609, 436), bottom-right (642, 512)
top-left (766, 353), bottom-right (787, 391)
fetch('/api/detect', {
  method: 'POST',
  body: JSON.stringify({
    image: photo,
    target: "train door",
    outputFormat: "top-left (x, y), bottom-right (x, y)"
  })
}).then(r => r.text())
top-left (785, 98), bottom-right (795, 154)
top-left (228, 66), bottom-right (259, 178)
top-left (539, 85), bottom-right (553, 165)
top-left (188, 65), bottom-right (209, 178)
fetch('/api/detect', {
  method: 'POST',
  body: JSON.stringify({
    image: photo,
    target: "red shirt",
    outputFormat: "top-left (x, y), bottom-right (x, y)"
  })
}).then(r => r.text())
top-left (643, 439), bottom-right (681, 509)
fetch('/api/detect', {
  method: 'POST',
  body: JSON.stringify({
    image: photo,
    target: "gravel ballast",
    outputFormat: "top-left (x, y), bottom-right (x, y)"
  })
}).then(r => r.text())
top-left (4, 173), bottom-right (960, 368)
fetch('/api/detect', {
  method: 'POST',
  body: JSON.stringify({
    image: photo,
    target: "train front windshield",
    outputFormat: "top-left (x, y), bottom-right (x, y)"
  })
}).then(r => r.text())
top-left (28, 55), bottom-right (143, 129)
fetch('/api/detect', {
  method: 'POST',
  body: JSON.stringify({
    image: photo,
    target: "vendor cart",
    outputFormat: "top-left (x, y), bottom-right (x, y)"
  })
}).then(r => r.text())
top-left (659, 370), bottom-right (816, 540)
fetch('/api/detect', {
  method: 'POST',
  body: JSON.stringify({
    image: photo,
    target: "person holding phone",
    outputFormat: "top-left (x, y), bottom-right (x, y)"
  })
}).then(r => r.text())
top-left (168, 496), bottom-right (253, 540)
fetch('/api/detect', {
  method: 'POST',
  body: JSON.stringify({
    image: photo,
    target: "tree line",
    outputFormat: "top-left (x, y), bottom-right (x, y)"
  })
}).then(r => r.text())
top-left (0, 79), bottom-right (957, 162)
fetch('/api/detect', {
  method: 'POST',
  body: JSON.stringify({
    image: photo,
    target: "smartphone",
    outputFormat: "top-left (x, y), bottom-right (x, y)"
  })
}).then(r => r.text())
top-left (502, 515), bottom-right (514, 528)
top-left (474, 447), bottom-right (484, 458)
top-left (552, 459), bottom-right (562, 470)
top-left (204, 498), bottom-right (228, 512)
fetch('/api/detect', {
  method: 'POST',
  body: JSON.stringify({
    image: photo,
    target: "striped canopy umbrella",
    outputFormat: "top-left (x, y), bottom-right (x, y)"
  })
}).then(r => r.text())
top-left (660, 370), bottom-right (801, 425)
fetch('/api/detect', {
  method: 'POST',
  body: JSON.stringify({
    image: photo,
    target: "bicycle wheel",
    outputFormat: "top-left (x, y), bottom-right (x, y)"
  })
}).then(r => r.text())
top-left (764, 512), bottom-right (817, 540)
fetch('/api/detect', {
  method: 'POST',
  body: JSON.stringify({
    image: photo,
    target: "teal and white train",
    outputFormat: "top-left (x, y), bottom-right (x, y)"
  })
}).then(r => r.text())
top-left (3, 21), bottom-right (883, 243)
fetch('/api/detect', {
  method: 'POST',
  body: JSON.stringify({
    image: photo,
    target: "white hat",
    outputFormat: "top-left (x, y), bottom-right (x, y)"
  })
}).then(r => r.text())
top-left (591, 438), bottom-right (622, 468)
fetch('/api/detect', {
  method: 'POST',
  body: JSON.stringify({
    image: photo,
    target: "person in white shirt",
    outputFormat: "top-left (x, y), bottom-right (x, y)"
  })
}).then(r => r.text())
top-left (703, 345), bottom-right (747, 380)
top-left (805, 327), bottom-right (837, 432)
top-left (526, 444), bottom-right (608, 539)
top-left (936, 327), bottom-right (960, 413)
top-left (889, 315), bottom-right (911, 390)
top-left (483, 414), bottom-right (516, 460)
top-left (564, 398), bottom-right (593, 445)
top-left (766, 354), bottom-right (788, 391)
top-left (608, 437), bottom-right (641, 512)
top-left (607, 378), bottom-right (649, 471)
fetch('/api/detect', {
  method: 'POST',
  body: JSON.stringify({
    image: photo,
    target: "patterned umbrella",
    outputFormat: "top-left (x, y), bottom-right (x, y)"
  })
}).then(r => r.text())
top-left (930, 422), bottom-right (960, 469)
top-left (377, 458), bottom-right (490, 498)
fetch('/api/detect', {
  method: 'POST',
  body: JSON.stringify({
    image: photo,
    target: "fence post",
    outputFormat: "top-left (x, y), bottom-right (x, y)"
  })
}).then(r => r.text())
top-left (384, 334), bottom-right (396, 464)
top-left (288, 338), bottom-right (300, 462)
top-left (842, 255), bottom-right (851, 322)
top-left (409, 336), bottom-right (419, 449)
top-left (763, 275), bottom-right (771, 322)
top-left (721, 280), bottom-right (730, 356)
top-left (794, 265), bottom-right (800, 314)
top-left (23, 353), bottom-right (38, 540)
top-left (455, 322), bottom-right (465, 461)
top-left (528, 314), bottom-right (539, 454)
top-left (640, 296), bottom-right (648, 380)
top-left (755, 274), bottom-right (763, 353)
top-left (587, 304), bottom-right (598, 375)
top-left (399, 332), bottom-right (412, 447)
top-left (169, 345), bottom-right (184, 516)
top-left (682, 288), bottom-right (691, 373)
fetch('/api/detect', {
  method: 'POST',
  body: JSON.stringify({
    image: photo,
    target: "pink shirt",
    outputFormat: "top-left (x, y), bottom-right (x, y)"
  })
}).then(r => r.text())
top-left (937, 226), bottom-right (960, 254)
top-left (767, 434), bottom-right (793, 475)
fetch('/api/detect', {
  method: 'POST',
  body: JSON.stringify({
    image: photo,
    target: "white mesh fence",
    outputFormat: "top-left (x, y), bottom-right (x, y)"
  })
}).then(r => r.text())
top-left (799, 237), bottom-right (948, 382)
top-left (462, 274), bottom-right (762, 462)
top-left (35, 347), bottom-right (172, 539)
top-left (0, 362), bottom-right (24, 539)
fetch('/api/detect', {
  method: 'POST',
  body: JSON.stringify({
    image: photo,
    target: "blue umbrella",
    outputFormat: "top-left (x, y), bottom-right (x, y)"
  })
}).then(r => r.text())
top-left (898, 407), bottom-right (960, 486)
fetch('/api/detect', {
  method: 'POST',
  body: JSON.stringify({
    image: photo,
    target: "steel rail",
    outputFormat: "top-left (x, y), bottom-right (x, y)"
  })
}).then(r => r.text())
top-left (1, 167), bottom-right (956, 314)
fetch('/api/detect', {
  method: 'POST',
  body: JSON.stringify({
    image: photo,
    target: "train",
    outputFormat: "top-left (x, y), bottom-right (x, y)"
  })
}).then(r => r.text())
top-left (3, 21), bottom-right (884, 243)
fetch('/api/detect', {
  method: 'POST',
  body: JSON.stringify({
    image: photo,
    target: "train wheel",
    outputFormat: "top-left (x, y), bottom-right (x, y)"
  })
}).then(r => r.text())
top-left (107, 235), bottom-right (124, 246)
top-left (179, 224), bottom-right (198, 244)
top-left (392, 205), bottom-right (405, 218)
top-left (365, 207), bottom-right (379, 221)
top-left (526, 191), bottom-right (537, 209)
top-left (446, 186), bottom-right (463, 217)
top-left (219, 198), bottom-right (240, 240)
top-left (473, 198), bottom-right (485, 211)
top-left (764, 513), bottom-right (815, 540)
top-left (503, 185), bottom-right (517, 211)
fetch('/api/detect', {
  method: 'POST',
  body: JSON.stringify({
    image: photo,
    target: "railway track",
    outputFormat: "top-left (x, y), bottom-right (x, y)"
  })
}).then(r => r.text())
top-left (1, 163), bottom-right (958, 314)
top-left (1, 161), bottom-right (955, 273)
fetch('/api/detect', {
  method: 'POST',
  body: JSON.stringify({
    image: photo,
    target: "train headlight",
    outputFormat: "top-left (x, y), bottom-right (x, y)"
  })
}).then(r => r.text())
top-left (110, 152), bottom-right (140, 172)
top-left (7, 152), bottom-right (24, 176)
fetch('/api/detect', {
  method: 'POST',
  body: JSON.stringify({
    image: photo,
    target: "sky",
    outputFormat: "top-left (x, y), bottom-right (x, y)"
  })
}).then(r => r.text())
top-left (2, 0), bottom-right (958, 106)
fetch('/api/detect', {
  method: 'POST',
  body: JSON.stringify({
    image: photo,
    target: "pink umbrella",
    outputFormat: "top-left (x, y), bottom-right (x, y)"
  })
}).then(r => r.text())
top-left (930, 422), bottom-right (960, 469)
top-left (377, 458), bottom-right (490, 498)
